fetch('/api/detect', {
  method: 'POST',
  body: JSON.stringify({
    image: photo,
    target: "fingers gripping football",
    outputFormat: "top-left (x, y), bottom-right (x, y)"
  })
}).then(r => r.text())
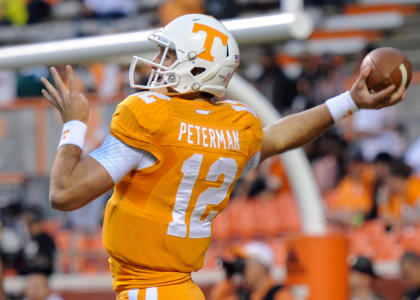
top-left (350, 66), bottom-right (407, 110)
top-left (41, 65), bottom-right (89, 124)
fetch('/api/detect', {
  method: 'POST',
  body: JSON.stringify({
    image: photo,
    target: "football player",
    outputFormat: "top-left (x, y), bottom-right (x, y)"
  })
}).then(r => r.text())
top-left (41, 14), bottom-right (406, 300)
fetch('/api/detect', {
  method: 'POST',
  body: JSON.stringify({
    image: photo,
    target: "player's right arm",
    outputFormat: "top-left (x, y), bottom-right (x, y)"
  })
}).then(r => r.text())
top-left (41, 66), bottom-right (115, 211)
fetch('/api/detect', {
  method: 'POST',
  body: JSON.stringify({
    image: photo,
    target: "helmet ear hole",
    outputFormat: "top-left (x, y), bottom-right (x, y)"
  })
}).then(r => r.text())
top-left (191, 67), bottom-right (206, 76)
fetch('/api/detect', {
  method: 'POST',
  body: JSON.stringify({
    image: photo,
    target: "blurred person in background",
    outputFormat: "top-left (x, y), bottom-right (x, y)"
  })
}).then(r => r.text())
top-left (17, 66), bottom-right (52, 98)
top-left (294, 52), bottom-right (321, 110)
top-left (365, 152), bottom-right (393, 221)
top-left (82, 0), bottom-right (137, 20)
top-left (352, 106), bottom-right (405, 162)
top-left (350, 256), bottom-right (384, 300)
top-left (27, 0), bottom-right (51, 24)
top-left (23, 273), bottom-right (63, 300)
top-left (158, 0), bottom-right (204, 26)
top-left (379, 160), bottom-right (420, 228)
top-left (404, 136), bottom-right (420, 176)
top-left (18, 206), bottom-right (56, 276)
top-left (328, 152), bottom-right (374, 227)
top-left (307, 130), bottom-right (348, 195)
top-left (401, 252), bottom-right (420, 300)
top-left (205, 0), bottom-right (238, 20)
top-left (240, 241), bottom-right (294, 300)
top-left (210, 241), bottom-right (294, 300)
top-left (317, 54), bottom-right (346, 103)
top-left (252, 46), bottom-right (298, 115)
top-left (0, 0), bottom-right (28, 26)
top-left (209, 255), bottom-right (246, 300)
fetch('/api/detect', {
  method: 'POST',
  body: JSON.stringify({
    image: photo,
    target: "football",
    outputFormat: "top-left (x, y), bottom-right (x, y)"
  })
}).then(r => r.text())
top-left (361, 47), bottom-right (412, 92)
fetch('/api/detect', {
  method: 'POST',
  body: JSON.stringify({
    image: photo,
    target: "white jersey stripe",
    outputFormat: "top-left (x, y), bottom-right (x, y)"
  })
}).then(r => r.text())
top-left (145, 287), bottom-right (158, 300)
top-left (128, 289), bottom-right (139, 300)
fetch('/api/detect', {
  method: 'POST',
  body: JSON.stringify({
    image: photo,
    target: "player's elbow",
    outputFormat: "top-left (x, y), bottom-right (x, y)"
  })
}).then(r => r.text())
top-left (49, 190), bottom-right (76, 211)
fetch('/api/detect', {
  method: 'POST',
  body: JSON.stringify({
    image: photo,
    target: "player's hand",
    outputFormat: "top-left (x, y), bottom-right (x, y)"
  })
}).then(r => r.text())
top-left (350, 66), bottom-right (407, 110)
top-left (41, 65), bottom-right (89, 124)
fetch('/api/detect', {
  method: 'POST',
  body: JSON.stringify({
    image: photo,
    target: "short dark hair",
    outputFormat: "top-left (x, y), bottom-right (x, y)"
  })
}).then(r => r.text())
top-left (373, 152), bottom-right (393, 164)
top-left (401, 252), bottom-right (420, 264)
top-left (389, 160), bottom-right (412, 179)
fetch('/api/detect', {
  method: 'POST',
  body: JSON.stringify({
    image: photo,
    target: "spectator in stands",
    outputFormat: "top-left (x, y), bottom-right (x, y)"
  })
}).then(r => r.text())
top-left (209, 255), bottom-right (246, 300)
top-left (365, 152), bottom-right (393, 221)
top-left (82, 0), bottom-right (137, 20)
top-left (295, 52), bottom-right (321, 109)
top-left (252, 46), bottom-right (298, 114)
top-left (401, 252), bottom-right (420, 300)
top-left (158, 0), bottom-right (204, 26)
top-left (27, 0), bottom-right (51, 24)
top-left (23, 273), bottom-right (63, 300)
top-left (308, 130), bottom-right (348, 194)
top-left (241, 241), bottom-right (294, 300)
top-left (205, 0), bottom-right (238, 20)
top-left (350, 256), bottom-right (384, 300)
top-left (352, 106), bottom-right (405, 162)
top-left (0, 0), bottom-right (28, 26)
top-left (380, 160), bottom-right (420, 228)
top-left (328, 152), bottom-right (374, 227)
top-left (404, 136), bottom-right (420, 175)
top-left (17, 66), bottom-right (52, 98)
top-left (317, 55), bottom-right (345, 104)
top-left (210, 241), bottom-right (294, 300)
top-left (18, 207), bottom-right (56, 276)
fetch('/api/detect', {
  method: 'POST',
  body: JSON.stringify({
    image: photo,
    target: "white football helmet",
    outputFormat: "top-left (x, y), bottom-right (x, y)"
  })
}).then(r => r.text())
top-left (129, 14), bottom-right (240, 97)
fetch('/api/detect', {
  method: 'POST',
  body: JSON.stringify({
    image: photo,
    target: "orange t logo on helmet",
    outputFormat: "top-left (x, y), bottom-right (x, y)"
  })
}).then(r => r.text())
top-left (192, 23), bottom-right (228, 62)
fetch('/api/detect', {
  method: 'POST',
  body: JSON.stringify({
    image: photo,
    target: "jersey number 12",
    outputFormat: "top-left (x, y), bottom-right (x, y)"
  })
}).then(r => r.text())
top-left (167, 154), bottom-right (238, 238)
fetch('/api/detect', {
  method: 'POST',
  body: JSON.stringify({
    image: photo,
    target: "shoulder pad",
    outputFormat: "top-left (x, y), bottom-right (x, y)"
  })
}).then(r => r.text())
top-left (110, 92), bottom-right (173, 149)
top-left (220, 99), bottom-right (259, 119)
top-left (115, 91), bottom-right (173, 134)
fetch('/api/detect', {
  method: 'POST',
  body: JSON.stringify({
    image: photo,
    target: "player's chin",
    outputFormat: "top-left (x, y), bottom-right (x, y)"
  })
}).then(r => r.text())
top-left (150, 86), bottom-right (169, 94)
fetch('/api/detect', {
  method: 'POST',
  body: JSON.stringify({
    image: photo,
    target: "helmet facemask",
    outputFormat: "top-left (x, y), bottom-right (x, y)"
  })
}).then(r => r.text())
top-left (129, 33), bottom-right (182, 90)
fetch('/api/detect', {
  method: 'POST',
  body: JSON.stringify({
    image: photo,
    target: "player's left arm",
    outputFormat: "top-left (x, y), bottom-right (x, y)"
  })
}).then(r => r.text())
top-left (260, 67), bottom-right (407, 161)
top-left (41, 66), bottom-right (114, 211)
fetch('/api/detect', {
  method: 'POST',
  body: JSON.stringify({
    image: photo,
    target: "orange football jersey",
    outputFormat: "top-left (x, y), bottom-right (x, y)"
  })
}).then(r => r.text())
top-left (103, 91), bottom-right (262, 292)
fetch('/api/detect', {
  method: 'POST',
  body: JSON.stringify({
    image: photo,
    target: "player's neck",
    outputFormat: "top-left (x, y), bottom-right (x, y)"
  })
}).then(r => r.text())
top-left (151, 87), bottom-right (214, 103)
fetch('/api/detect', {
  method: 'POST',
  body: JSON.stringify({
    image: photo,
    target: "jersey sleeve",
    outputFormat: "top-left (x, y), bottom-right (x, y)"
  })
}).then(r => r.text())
top-left (223, 100), bottom-right (263, 154)
top-left (221, 99), bottom-right (263, 170)
top-left (89, 134), bottom-right (157, 184)
top-left (109, 92), bottom-right (172, 164)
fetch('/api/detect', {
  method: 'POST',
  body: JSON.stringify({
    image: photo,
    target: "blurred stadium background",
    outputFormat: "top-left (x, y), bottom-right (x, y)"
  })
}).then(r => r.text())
top-left (1, 0), bottom-right (420, 299)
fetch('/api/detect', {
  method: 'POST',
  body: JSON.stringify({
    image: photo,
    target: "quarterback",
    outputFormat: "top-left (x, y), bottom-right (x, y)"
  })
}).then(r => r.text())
top-left (41, 14), bottom-right (405, 300)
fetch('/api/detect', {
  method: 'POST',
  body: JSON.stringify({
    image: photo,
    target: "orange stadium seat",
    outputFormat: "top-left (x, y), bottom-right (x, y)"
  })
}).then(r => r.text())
top-left (344, 4), bottom-right (418, 16)
top-left (41, 219), bottom-right (60, 238)
top-left (399, 227), bottom-right (420, 255)
top-left (228, 197), bottom-right (260, 239)
top-left (349, 230), bottom-right (375, 258)
top-left (374, 232), bottom-right (403, 261)
top-left (212, 210), bottom-right (232, 242)
top-left (310, 29), bottom-right (383, 42)
top-left (265, 238), bottom-right (287, 266)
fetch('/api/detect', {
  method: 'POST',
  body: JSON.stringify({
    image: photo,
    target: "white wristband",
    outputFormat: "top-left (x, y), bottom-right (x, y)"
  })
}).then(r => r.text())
top-left (325, 91), bottom-right (359, 123)
top-left (58, 120), bottom-right (87, 150)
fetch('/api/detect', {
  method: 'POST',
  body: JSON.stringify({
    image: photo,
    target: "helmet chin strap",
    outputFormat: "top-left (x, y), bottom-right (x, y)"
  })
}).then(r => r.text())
top-left (191, 62), bottom-right (222, 92)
